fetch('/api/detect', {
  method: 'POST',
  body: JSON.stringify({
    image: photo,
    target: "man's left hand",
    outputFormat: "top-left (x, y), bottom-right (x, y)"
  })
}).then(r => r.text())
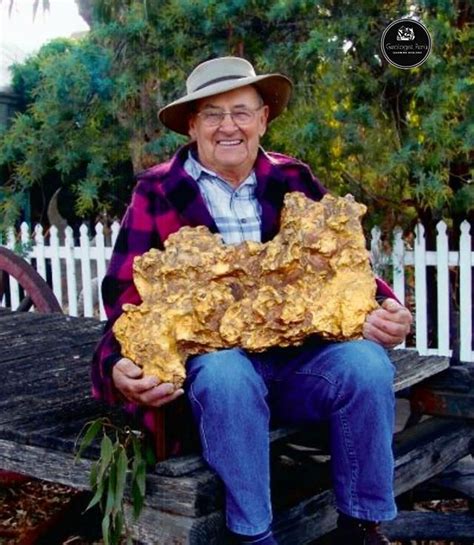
top-left (363, 298), bottom-right (413, 348)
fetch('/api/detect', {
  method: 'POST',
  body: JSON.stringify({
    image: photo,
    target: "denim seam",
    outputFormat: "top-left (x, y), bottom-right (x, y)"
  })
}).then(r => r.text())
top-left (188, 383), bottom-right (210, 462)
top-left (337, 503), bottom-right (397, 522)
top-left (228, 518), bottom-right (273, 536)
top-left (293, 370), bottom-right (337, 385)
top-left (240, 530), bottom-right (272, 543)
top-left (337, 403), bottom-right (359, 513)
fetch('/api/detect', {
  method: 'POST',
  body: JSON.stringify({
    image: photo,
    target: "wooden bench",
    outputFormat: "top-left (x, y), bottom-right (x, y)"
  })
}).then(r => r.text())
top-left (1, 309), bottom-right (473, 543)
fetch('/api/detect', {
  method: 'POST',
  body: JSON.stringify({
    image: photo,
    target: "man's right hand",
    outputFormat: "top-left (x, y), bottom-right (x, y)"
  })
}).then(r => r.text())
top-left (112, 357), bottom-right (184, 408)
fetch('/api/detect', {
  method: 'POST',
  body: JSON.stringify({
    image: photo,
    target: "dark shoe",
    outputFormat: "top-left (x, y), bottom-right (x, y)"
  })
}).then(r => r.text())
top-left (334, 513), bottom-right (390, 545)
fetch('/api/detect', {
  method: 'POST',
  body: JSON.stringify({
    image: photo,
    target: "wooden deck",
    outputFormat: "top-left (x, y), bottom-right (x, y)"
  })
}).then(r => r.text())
top-left (0, 309), bottom-right (473, 544)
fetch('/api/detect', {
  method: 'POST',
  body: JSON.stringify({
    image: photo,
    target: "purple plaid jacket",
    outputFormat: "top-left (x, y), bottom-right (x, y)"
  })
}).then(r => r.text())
top-left (91, 142), bottom-right (396, 436)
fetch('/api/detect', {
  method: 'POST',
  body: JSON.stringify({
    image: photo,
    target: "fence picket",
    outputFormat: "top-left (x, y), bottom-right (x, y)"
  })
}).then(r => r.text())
top-left (111, 221), bottom-right (120, 248)
top-left (79, 224), bottom-right (94, 317)
top-left (459, 221), bottom-right (473, 363)
top-left (64, 226), bottom-right (78, 317)
top-left (20, 223), bottom-right (31, 263)
top-left (392, 227), bottom-right (406, 306)
top-left (1, 221), bottom-right (472, 362)
top-left (370, 226), bottom-right (382, 275)
top-left (392, 227), bottom-right (406, 348)
top-left (6, 228), bottom-right (20, 309)
top-left (436, 221), bottom-right (450, 356)
top-left (49, 226), bottom-right (63, 307)
top-left (95, 223), bottom-right (107, 321)
top-left (33, 225), bottom-right (47, 280)
top-left (414, 223), bottom-right (428, 355)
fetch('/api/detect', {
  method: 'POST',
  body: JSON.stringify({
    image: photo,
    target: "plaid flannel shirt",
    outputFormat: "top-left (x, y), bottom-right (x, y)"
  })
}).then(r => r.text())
top-left (91, 142), bottom-right (396, 436)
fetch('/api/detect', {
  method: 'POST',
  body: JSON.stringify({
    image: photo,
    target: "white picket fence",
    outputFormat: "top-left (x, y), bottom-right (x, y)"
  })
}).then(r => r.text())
top-left (1, 220), bottom-right (473, 362)
top-left (2, 222), bottom-right (120, 321)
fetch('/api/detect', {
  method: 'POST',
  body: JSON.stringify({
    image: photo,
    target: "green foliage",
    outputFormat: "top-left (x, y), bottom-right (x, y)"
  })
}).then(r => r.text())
top-left (0, 0), bottom-right (471, 234)
top-left (75, 417), bottom-right (154, 545)
top-left (0, 36), bottom-right (133, 228)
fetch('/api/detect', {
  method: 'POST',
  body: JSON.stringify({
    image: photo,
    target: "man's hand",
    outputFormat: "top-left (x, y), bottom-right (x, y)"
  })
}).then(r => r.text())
top-left (112, 357), bottom-right (184, 408)
top-left (363, 298), bottom-right (413, 348)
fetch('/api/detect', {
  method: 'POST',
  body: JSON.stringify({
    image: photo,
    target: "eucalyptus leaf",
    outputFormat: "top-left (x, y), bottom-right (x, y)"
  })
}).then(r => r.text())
top-left (112, 510), bottom-right (124, 544)
top-left (86, 476), bottom-right (104, 511)
top-left (105, 459), bottom-right (117, 517)
top-left (131, 478), bottom-right (145, 520)
top-left (89, 460), bottom-right (99, 488)
top-left (134, 458), bottom-right (147, 498)
top-left (102, 513), bottom-right (111, 545)
top-left (114, 446), bottom-right (128, 515)
top-left (75, 419), bottom-right (103, 460)
top-left (98, 434), bottom-right (114, 482)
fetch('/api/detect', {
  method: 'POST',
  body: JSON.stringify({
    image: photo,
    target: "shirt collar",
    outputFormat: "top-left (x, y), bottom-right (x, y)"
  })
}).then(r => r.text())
top-left (184, 150), bottom-right (257, 189)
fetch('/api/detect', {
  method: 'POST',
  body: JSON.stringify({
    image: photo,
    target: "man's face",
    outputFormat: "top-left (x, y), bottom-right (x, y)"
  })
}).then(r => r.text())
top-left (188, 86), bottom-right (269, 183)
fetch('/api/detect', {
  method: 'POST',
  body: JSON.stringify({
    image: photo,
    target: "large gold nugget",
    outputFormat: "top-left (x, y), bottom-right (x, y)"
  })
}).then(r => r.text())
top-left (113, 193), bottom-right (378, 388)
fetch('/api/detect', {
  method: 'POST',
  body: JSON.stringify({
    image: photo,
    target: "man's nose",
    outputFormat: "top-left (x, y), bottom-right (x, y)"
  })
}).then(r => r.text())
top-left (219, 113), bottom-right (239, 130)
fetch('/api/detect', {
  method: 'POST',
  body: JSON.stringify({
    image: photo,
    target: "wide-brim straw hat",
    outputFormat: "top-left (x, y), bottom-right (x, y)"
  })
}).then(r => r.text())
top-left (158, 56), bottom-right (293, 135)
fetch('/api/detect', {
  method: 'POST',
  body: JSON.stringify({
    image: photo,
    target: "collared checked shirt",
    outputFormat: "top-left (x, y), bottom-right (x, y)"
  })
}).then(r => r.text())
top-left (184, 152), bottom-right (262, 245)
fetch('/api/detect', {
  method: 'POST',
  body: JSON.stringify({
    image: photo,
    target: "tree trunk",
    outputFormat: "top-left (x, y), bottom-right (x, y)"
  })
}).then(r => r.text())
top-left (74, 0), bottom-right (94, 26)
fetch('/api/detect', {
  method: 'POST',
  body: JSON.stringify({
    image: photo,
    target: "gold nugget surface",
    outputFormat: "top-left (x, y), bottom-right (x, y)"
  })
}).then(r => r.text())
top-left (113, 193), bottom-right (378, 388)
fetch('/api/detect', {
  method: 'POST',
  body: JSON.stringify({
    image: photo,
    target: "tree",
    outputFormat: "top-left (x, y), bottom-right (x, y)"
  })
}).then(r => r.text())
top-left (0, 0), bottom-right (471, 233)
top-left (0, 38), bottom-right (134, 226)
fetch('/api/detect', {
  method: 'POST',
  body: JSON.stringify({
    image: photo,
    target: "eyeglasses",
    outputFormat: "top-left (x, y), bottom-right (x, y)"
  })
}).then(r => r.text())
top-left (196, 106), bottom-right (264, 127)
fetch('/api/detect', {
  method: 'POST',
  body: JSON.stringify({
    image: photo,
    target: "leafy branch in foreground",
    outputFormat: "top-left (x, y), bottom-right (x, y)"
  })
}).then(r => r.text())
top-left (75, 417), bottom-right (155, 545)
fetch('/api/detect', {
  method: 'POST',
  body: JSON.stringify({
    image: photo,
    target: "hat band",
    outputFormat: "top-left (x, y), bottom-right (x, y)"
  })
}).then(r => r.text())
top-left (193, 74), bottom-right (246, 92)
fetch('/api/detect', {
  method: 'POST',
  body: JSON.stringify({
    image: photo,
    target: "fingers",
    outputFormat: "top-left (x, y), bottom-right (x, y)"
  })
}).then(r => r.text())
top-left (115, 357), bottom-right (143, 378)
top-left (381, 298), bottom-right (401, 312)
top-left (363, 320), bottom-right (402, 347)
top-left (145, 387), bottom-right (185, 408)
top-left (112, 357), bottom-right (184, 407)
top-left (364, 299), bottom-right (413, 348)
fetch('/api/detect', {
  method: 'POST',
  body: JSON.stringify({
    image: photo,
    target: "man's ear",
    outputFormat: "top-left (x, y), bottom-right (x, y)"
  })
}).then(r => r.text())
top-left (259, 105), bottom-right (270, 138)
top-left (188, 112), bottom-right (197, 140)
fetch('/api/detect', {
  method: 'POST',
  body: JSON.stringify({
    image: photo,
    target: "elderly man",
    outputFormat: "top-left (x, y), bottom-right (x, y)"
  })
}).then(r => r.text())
top-left (92, 57), bottom-right (412, 545)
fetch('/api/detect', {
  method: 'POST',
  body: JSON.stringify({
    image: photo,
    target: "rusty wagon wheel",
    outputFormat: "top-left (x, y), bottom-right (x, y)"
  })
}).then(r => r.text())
top-left (0, 247), bottom-right (62, 313)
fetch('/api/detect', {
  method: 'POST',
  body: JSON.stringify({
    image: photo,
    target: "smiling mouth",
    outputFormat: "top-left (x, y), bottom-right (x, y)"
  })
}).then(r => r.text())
top-left (217, 139), bottom-right (243, 146)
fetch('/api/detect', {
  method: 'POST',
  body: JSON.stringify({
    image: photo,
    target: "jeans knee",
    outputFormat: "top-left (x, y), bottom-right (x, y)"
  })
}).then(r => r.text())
top-left (186, 348), bottom-right (266, 402)
top-left (343, 340), bottom-right (394, 394)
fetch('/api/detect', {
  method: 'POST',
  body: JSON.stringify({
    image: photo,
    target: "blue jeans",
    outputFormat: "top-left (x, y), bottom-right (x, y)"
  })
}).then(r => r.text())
top-left (185, 339), bottom-right (397, 536)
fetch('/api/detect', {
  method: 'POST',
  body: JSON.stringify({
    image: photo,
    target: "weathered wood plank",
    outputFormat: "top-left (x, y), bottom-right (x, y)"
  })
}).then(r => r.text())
top-left (0, 324), bottom-right (101, 365)
top-left (392, 419), bottom-right (474, 492)
top-left (412, 389), bottom-right (474, 419)
top-left (419, 365), bottom-right (474, 391)
top-left (428, 456), bottom-right (474, 499)
top-left (0, 439), bottom-right (223, 518)
top-left (0, 348), bottom-right (96, 398)
top-left (126, 508), bottom-right (226, 545)
top-left (0, 438), bottom-right (93, 489)
top-left (381, 511), bottom-right (474, 540)
top-left (0, 334), bottom-right (99, 363)
top-left (411, 365), bottom-right (474, 419)
top-left (0, 310), bottom-right (64, 332)
top-left (392, 353), bottom-right (450, 392)
top-left (0, 311), bottom-right (102, 340)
